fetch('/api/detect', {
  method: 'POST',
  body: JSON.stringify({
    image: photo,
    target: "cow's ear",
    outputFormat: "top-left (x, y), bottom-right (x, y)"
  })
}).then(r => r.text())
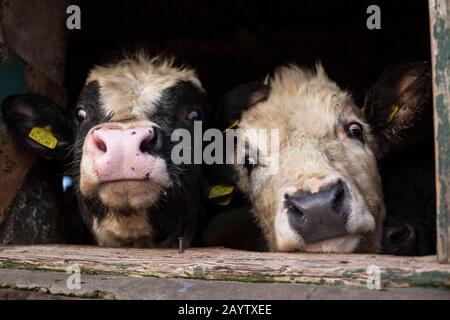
top-left (1, 94), bottom-right (73, 160)
top-left (215, 82), bottom-right (270, 130)
top-left (363, 62), bottom-right (432, 156)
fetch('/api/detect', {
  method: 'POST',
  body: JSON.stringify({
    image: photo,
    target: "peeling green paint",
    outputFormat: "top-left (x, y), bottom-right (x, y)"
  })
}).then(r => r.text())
top-left (343, 268), bottom-right (366, 276)
top-left (383, 271), bottom-right (450, 288)
top-left (437, 94), bottom-right (449, 230)
top-left (430, 0), bottom-right (450, 264)
top-left (1, 259), bottom-right (449, 289)
top-left (0, 260), bottom-right (65, 273)
top-left (112, 263), bottom-right (139, 270)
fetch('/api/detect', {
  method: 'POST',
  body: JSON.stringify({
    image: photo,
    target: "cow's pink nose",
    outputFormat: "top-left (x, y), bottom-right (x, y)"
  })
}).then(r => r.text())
top-left (89, 127), bottom-right (155, 156)
top-left (84, 126), bottom-right (158, 182)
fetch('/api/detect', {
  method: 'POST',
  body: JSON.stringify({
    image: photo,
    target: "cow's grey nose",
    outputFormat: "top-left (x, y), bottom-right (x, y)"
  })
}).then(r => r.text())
top-left (285, 181), bottom-right (349, 244)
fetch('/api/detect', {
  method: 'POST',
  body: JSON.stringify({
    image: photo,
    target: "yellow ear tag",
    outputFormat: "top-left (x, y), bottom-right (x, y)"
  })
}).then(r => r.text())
top-left (223, 119), bottom-right (239, 132)
top-left (28, 125), bottom-right (58, 149)
top-left (387, 104), bottom-right (399, 123)
top-left (208, 184), bottom-right (235, 206)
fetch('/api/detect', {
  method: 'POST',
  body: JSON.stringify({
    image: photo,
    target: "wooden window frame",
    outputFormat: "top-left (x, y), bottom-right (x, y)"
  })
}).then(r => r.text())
top-left (429, 0), bottom-right (450, 264)
top-left (0, 1), bottom-right (449, 293)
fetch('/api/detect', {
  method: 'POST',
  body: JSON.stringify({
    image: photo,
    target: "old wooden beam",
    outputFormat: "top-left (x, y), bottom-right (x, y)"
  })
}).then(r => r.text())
top-left (1, 269), bottom-right (449, 300)
top-left (0, 245), bottom-right (450, 289)
top-left (429, 0), bottom-right (450, 263)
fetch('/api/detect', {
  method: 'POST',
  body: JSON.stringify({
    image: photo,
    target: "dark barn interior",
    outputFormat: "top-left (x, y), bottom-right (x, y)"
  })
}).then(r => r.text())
top-left (0, 0), bottom-right (437, 251)
top-left (2, 0), bottom-right (450, 299)
top-left (63, 0), bottom-right (435, 253)
top-left (66, 0), bottom-right (431, 107)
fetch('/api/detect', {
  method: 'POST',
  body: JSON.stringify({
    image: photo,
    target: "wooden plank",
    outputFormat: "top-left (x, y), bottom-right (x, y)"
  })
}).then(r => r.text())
top-left (0, 288), bottom-right (75, 300)
top-left (0, 245), bottom-right (450, 289)
top-left (429, 0), bottom-right (450, 263)
top-left (1, 269), bottom-right (449, 300)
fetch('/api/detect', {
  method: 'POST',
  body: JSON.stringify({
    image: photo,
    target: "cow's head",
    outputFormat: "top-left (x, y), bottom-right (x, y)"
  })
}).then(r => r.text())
top-left (363, 62), bottom-right (435, 256)
top-left (363, 62), bottom-right (433, 157)
top-left (217, 65), bottom-right (385, 253)
top-left (2, 54), bottom-right (211, 247)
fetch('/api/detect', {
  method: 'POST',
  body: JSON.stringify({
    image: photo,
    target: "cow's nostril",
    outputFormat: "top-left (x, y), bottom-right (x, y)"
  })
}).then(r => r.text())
top-left (140, 136), bottom-right (153, 154)
top-left (387, 224), bottom-right (415, 247)
top-left (332, 182), bottom-right (346, 215)
top-left (285, 197), bottom-right (306, 224)
top-left (287, 204), bottom-right (305, 217)
top-left (94, 136), bottom-right (107, 153)
top-left (139, 129), bottom-right (157, 154)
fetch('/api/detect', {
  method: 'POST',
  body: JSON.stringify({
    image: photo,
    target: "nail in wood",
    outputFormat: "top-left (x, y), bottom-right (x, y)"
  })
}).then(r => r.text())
top-left (178, 237), bottom-right (184, 254)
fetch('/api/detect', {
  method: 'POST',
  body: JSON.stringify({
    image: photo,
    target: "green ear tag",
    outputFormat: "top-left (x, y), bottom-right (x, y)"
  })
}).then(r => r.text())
top-left (387, 104), bottom-right (399, 123)
top-left (208, 184), bottom-right (235, 206)
top-left (29, 125), bottom-right (58, 149)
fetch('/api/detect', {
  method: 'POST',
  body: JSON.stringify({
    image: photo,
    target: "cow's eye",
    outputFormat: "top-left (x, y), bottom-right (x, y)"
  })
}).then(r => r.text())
top-left (186, 110), bottom-right (201, 122)
top-left (76, 108), bottom-right (87, 122)
top-left (347, 122), bottom-right (363, 141)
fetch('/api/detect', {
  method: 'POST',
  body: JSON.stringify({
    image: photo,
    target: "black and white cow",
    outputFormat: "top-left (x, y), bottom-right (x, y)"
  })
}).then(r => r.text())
top-left (2, 54), bottom-right (212, 248)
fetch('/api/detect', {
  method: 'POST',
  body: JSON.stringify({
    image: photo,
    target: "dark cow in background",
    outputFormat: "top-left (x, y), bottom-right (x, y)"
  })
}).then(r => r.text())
top-left (364, 62), bottom-right (436, 256)
top-left (2, 54), bottom-right (212, 248)
top-left (1, 98), bottom-right (89, 245)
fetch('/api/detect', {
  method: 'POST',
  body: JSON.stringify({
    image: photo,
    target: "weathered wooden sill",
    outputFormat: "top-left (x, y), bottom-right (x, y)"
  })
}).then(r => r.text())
top-left (0, 245), bottom-right (449, 289)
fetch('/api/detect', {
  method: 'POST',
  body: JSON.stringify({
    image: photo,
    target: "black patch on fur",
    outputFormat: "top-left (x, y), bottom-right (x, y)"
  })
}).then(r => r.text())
top-left (70, 81), bottom-right (116, 230)
top-left (137, 80), bottom-right (211, 246)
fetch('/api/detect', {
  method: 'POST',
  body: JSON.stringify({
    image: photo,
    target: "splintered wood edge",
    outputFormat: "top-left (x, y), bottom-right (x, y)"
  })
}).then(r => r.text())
top-left (0, 245), bottom-right (449, 289)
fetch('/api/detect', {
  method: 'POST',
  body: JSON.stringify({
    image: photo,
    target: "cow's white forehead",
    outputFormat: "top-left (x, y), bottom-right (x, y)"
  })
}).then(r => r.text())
top-left (86, 54), bottom-right (203, 118)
